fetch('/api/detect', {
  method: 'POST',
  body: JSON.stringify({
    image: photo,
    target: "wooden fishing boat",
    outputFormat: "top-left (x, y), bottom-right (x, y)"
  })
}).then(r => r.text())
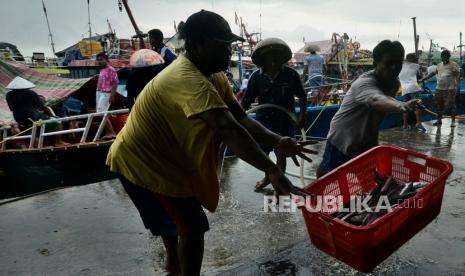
top-left (0, 59), bottom-right (130, 199)
top-left (0, 109), bottom-right (128, 199)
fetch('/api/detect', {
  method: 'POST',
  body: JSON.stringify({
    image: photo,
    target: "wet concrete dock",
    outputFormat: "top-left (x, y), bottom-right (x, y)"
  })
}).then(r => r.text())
top-left (1, 118), bottom-right (465, 275)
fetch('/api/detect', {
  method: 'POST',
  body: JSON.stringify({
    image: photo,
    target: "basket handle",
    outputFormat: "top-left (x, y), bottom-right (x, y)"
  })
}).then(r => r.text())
top-left (385, 145), bottom-right (453, 171)
top-left (391, 146), bottom-right (430, 166)
top-left (406, 154), bottom-right (427, 166)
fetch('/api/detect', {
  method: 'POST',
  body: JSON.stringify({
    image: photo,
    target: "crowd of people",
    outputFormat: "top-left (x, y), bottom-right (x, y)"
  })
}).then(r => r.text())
top-left (3, 9), bottom-right (463, 275)
top-left (105, 10), bottom-right (462, 275)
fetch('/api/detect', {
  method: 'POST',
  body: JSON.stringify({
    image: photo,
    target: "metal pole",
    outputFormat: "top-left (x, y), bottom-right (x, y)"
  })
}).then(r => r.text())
top-left (460, 32), bottom-right (463, 68)
top-left (42, 0), bottom-right (56, 56)
top-left (412, 17), bottom-right (418, 56)
top-left (259, 0), bottom-right (262, 41)
top-left (87, 0), bottom-right (93, 55)
top-left (121, 0), bottom-right (146, 49)
top-left (238, 47), bottom-right (243, 83)
top-left (428, 39), bottom-right (433, 66)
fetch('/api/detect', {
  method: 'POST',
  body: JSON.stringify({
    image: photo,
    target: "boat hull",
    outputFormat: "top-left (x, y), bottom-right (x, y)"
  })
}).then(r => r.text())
top-left (0, 141), bottom-right (116, 199)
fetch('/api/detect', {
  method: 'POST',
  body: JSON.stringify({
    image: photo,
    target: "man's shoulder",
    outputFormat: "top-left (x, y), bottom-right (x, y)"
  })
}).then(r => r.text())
top-left (282, 66), bottom-right (300, 78)
top-left (165, 47), bottom-right (176, 55)
top-left (157, 56), bottom-right (208, 88)
top-left (351, 71), bottom-right (378, 88)
top-left (249, 69), bottom-right (261, 80)
top-left (102, 66), bottom-right (117, 76)
top-left (450, 60), bottom-right (460, 68)
top-left (210, 71), bottom-right (228, 84)
top-left (305, 54), bottom-right (315, 60)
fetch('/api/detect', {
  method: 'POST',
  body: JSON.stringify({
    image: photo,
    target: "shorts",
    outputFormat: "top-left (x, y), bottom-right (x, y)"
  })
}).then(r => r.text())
top-left (256, 114), bottom-right (294, 155)
top-left (309, 75), bottom-right (324, 88)
top-left (437, 78), bottom-right (457, 91)
top-left (317, 141), bottom-right (352, 178)
top-left (119, 174), bottom-right (210, 237)
top-left (435, 89), bottom-right (456, 114)
top-left (96, 91), bottom-right (111, 113)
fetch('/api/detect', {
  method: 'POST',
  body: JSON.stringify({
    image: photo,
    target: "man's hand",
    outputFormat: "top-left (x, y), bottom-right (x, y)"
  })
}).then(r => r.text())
top-left (268, 169), bottom-right (313, 197)
top-left (110, 94), bottom-right (115, 105)
top-left (275, 137), bottom-right (318, 166)
top-left (399, 99), bottom-right (421, 112)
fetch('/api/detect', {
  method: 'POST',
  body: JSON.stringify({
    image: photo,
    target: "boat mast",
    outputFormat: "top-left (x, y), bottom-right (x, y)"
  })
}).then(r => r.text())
top-left (411, 17), bottom-right (419, 57)
top-left (427, 39), bottom-right (433, 66)
top-left (118, 0), bottom-right (146, 49)
top-left (41, 0), bottom-right (56, 56)
top-left (460, 32), bottom-right (463, 69)
top-left (87, 0), bottom-right (93, 55)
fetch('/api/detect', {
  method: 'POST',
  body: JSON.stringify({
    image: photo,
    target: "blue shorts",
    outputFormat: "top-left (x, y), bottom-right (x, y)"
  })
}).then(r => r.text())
top-left (317, 141), bottom-right (352, 178)
top-left (119, 175), bottom-right (210, 237)
top-left (309, 75), bottom-right (324, 88)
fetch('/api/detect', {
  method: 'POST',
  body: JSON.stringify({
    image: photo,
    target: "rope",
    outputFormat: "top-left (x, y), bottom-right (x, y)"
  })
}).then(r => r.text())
top-left (0, 186), bottom-right (74, 206)
top-left (304, 105), bottom-right (326, 135)
top-left (305, 81), bottom-right (352, 90)
top-left (421, 107), bottom-right (465, 120)
top-left (0, 118), bottom-right (44, 146)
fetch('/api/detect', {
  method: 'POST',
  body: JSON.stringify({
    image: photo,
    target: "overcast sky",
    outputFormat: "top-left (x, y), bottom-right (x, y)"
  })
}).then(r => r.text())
top-left (1, 0), bottom-right (464, 57)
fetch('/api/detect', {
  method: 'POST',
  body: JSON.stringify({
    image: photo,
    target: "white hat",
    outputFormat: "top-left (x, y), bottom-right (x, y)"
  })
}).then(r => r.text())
top-left (6, 76), bottom-right (35, 89)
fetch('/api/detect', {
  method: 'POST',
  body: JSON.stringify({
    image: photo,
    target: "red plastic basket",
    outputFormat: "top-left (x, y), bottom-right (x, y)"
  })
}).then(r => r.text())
top-left (301, 145), bottom-right (453, 272)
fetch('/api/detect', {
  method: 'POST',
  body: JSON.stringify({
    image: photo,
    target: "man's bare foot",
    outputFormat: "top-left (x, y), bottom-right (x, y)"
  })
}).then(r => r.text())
top-left (433, 120), bottom-right (442, 126)
top-left (255, 177), bottom-right (271, 191)
top-left (102, 134), bottom-right (117, 140)
top-left (165, 263), bottom-right (180, 276)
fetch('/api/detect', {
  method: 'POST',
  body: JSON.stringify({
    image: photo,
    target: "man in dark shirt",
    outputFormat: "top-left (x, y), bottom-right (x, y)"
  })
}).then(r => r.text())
top-left (242, 38), bottom-right (308, 191)
top-left (7, 87), bottom-right (48, 128)
top-left (148, 29), bottom-right (177, 74)
top-left (6, 76), bottom-right (68, 146)
top-left (126, 49), bottom-right (164, 110)
top-left (126, 67), bottom-right (157, 110)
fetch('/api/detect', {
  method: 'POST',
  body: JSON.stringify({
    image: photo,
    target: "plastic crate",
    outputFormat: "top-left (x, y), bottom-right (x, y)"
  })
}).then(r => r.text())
top-left (301, 145), bottom-right (453, 272)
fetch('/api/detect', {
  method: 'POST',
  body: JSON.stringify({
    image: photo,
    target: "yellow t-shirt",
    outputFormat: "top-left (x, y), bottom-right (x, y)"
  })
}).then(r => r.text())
top-left (106, 54), bottom-right (236, 212)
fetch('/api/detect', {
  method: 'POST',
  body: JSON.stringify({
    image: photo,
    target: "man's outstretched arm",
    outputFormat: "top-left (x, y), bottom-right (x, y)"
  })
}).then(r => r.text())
top-left (227, 100), bottom-right (317, 163)
top-left (198, 107), bottom-right (311, 196)
top-left (199, 107), bottom-right (278, 174)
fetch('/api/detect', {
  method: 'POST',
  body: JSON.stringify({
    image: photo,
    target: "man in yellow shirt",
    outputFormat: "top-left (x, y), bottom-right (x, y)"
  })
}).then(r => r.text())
top-left (106, 10), bottom-right (316, 275)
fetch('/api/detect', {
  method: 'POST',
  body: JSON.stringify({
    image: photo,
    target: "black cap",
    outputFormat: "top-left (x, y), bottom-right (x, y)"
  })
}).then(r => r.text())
top-left (181, 10), bottom-right (245, 43)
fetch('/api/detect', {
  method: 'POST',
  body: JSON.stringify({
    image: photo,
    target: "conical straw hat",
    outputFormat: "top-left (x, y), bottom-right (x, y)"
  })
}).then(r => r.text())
top-left (129, 49), bottom-right (164, 68)
top-left (6, 76), bottom-right (35, 89)
top-left (252, 37), bottom-right (292, 67)
top-left (304, 44), bottom-right (321, 53)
